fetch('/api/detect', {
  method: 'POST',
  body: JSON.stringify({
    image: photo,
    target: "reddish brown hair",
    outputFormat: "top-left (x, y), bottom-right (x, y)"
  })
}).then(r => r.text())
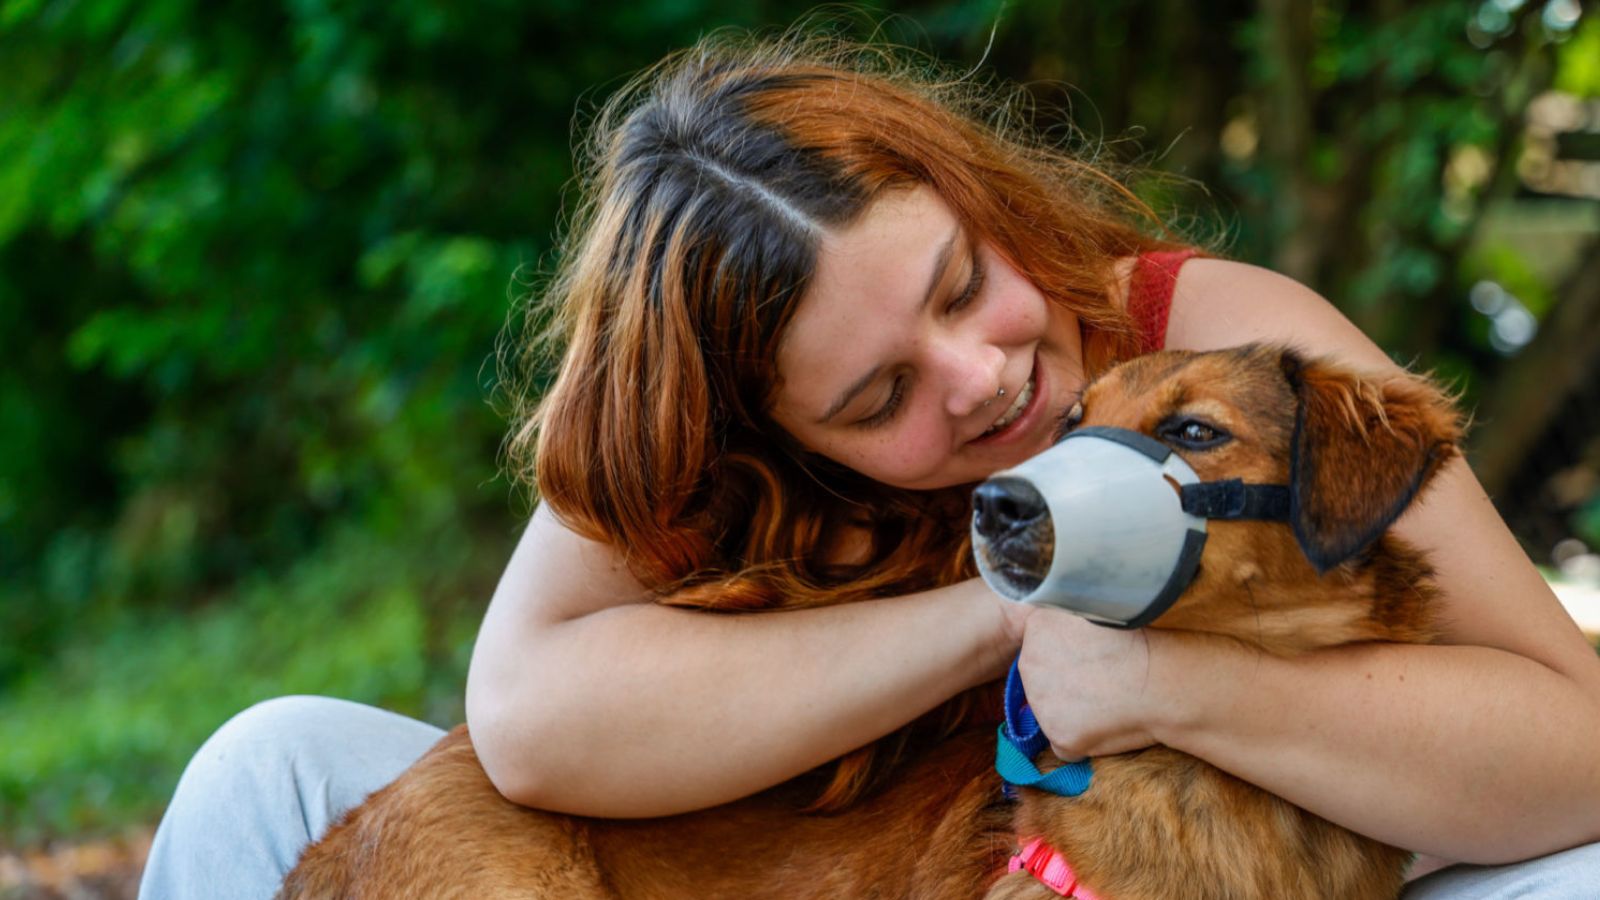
top-left (506, 30), bottom-right (1186, 809)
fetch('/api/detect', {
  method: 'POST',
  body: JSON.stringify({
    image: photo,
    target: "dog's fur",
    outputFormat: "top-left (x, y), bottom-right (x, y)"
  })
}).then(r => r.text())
top-left (279, 344), bottom-right (1461, 900)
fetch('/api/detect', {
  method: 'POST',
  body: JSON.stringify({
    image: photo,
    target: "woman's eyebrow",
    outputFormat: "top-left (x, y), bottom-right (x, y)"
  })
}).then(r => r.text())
top-left (815, 225), bottom-right (961, 425)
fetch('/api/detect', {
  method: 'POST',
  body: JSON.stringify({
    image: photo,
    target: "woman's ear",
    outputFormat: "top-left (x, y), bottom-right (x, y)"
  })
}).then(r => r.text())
top-left (1280, 351), bottom-right (1463, 573)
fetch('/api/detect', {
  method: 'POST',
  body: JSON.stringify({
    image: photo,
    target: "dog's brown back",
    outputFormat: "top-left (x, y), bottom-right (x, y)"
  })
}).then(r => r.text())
top-left (281, 345), bottom-right (1462, 900)
top-left (280, 726), bottom-right (1012, 899)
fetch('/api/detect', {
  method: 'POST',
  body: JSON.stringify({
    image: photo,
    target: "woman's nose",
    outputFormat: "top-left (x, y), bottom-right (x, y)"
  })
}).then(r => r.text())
top-left (932, 337), bottom-right (1006, 418)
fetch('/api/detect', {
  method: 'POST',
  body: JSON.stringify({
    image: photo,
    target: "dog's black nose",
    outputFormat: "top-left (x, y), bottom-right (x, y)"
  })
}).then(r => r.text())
top-left (972, 477), bottom-right (1049, 541)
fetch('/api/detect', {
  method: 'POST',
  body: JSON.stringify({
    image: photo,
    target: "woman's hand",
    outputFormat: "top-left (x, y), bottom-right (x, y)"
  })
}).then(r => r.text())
top-left (986, 581), bottom-right (1035, 666)
top-left (1015, 606), bottom-right (1174, 760)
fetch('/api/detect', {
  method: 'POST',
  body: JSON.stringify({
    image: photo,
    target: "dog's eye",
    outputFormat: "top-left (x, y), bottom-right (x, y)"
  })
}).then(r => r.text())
top-left (1053, 401), bottom-right (1085, 442)
top-left (1159, 417), bottom-right (1230, 450)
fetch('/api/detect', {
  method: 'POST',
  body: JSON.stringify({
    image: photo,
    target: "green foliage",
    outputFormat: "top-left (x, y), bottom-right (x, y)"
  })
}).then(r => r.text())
top-left (0, 521), bottom-right (500, 843)
top-left (0, 0), bottom-right (836, 655)
top-left (1553, 14), bottom-right (1600, 94)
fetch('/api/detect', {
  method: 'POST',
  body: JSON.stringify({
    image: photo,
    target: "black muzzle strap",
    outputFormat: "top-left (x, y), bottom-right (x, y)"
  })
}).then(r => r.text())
top-left (1180, 479), bottom-right (1291, 521)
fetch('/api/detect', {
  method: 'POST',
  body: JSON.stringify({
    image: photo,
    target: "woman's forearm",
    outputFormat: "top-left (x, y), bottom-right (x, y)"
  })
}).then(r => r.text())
top-left (1151, 633), bottom-right (1600, 862)
top-left (468, 580), bottom-right (1015, 818)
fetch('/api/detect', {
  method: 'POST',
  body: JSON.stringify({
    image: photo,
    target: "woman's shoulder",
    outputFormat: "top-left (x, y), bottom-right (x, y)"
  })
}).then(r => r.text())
top-left (1162, 257), bottom-right (1394, 373)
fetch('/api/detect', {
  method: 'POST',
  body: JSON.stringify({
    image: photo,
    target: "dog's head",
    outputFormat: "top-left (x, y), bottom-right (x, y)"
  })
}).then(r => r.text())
top-left (972, 344), bottom-right (1462, 650)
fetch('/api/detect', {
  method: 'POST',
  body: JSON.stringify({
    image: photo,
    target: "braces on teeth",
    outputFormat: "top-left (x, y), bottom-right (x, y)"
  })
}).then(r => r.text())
top-left (983, 379), bottom-right (1034, 435)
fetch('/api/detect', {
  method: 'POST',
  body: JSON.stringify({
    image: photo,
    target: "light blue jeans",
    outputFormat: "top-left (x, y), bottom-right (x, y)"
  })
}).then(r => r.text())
top-left (138, 695), bottom-right (1600, 899)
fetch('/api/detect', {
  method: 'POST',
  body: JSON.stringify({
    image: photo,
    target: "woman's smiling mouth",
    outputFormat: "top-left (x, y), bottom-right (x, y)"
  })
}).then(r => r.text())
top-left (981, 377), bottom-right (1034, 436)
top-left (972, 357), bottom-right (1047, 445)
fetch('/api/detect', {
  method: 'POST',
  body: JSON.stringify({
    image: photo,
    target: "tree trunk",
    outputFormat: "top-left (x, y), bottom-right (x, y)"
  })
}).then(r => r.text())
top-left (1470, 235), bottom-right (1600, 497)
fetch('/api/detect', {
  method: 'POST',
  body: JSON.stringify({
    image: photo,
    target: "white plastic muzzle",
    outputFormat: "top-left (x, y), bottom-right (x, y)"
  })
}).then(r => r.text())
top-left (972, 427), bottom-right (1207, 628)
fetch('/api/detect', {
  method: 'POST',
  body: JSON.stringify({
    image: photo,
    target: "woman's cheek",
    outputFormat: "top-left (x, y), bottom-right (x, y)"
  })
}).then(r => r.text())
top-left (885, 429), bottom-right (953, 488)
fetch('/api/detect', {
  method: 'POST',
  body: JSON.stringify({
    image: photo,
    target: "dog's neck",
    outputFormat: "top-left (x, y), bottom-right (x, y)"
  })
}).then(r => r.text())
top-left (1160, 533), bottom-right (1440, 655)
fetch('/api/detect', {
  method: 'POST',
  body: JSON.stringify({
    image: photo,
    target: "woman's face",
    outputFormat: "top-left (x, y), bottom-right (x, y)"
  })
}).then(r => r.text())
top-left (771, 185), bottom-right (1086, 491)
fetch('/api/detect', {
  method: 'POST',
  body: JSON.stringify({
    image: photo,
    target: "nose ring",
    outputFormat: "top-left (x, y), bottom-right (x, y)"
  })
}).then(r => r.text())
top-left (984, 386), bottom-right (1007, 407)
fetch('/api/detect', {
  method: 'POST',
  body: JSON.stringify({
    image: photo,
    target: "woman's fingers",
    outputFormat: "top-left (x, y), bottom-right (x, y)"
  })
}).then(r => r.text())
top-left (1016, 608), bottom-right (1164, 759)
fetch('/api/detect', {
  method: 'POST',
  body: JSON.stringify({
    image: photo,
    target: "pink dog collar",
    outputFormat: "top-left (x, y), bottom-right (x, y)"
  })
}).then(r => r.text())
top-left (1008, 837), bottom-right (1104, 900)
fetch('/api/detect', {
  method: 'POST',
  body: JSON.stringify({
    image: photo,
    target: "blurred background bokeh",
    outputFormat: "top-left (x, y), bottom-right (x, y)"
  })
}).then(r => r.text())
top-left (2, 0), bottom-right (1597, 894)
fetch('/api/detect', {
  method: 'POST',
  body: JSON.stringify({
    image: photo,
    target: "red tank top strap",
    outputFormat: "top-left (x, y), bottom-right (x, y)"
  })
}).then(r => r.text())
top-left (1127, 249), bottom-right (1200, 354)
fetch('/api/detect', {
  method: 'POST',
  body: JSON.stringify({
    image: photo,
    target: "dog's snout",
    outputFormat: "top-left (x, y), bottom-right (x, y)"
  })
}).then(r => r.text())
top-left (973, 477), bottom-right (1048, 541)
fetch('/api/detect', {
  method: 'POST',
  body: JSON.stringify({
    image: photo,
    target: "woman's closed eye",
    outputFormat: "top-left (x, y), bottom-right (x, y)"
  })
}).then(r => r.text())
top-left (857, 374), bottom-right (907, 428)
top-left (946, 255), bottom-right (986, 315)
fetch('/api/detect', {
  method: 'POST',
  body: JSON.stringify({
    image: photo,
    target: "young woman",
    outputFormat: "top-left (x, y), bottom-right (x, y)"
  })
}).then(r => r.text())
top-left (139, 32), bottom-right (1600, 899)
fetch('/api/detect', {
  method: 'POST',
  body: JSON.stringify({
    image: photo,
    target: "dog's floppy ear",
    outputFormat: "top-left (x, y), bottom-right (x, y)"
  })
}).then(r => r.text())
top-left (1280, 350), bottom-right (1462, 573)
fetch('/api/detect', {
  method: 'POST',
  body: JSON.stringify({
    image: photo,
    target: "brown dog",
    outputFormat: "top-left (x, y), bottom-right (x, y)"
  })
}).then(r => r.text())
top-left (278, 344), bottom-right (1461, 900)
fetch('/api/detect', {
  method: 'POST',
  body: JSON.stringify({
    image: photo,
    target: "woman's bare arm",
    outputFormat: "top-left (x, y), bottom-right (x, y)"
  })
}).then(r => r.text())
top-left (465, 503), bottom-right (1020, 817)
top-left (1149, 611), bottom-right (1600, 862)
